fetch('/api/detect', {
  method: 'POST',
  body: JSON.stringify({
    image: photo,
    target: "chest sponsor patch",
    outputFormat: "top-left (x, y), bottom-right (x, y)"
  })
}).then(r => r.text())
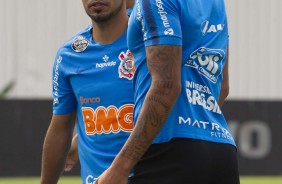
top-left (185, 47), bottom-right (225, 83)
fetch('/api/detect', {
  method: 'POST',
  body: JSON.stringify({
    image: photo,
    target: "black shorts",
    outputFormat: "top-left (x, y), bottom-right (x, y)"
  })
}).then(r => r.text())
top-left (128, 138), bottom-right (240, 184)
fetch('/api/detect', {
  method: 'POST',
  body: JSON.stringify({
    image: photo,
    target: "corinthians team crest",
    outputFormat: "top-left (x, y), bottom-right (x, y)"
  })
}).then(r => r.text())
top-left (118, 50), bottom-right (135, 80)
top-left (72, 36), bottom-right (89, 52)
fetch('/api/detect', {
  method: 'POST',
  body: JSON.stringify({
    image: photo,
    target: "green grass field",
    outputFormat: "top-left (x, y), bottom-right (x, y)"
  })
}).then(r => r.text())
top-left (0, 176), bottom-right (282, 184)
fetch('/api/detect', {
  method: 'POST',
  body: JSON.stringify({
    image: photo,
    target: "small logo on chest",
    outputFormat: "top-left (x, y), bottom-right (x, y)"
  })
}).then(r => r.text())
top-left (118, 50), bottom-right (135, 80)
top-left (96, 55), bottom-right (117, 68)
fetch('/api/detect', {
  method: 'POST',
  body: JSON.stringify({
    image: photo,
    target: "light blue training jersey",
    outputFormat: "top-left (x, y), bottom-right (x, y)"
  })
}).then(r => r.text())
top-left (128, 0), bottom-right (236, 147)
top-left (52, 25), bottom-right (135, 184)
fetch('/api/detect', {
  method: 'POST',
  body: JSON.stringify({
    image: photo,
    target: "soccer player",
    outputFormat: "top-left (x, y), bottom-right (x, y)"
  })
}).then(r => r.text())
top-left (97, 0), bottom-right (240, 184)
top-left (61, 0), bottom-right (136, 174)
top-left (41, 0), bottom-right (135, 184)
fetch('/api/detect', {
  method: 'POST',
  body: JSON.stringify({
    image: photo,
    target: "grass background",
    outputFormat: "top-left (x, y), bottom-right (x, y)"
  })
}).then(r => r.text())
top-left (0, 176), bottom-right (282, 184)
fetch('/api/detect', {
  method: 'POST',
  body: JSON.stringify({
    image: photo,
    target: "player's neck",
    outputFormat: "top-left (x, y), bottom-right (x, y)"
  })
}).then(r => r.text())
top-left (91, 10), bottom-right (128, 45)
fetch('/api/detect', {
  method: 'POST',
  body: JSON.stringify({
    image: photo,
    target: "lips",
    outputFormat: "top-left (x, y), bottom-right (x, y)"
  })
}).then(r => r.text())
top-left (89, 1), bottom-right (107, 9)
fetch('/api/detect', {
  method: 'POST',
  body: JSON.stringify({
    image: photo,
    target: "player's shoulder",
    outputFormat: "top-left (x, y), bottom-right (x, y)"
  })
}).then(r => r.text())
top-left (57, 24), bottom-right (92, 55)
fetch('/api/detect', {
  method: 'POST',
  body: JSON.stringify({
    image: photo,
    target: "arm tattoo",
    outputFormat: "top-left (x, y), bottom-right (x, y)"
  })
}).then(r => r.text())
top-left (120, 45), bottom-right (181, 164)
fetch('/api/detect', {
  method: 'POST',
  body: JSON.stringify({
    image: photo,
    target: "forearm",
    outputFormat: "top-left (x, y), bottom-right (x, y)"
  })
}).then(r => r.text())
top-left (218, 85), bottom-right (229, 107)
top-left (41, 114), bottom-right (76, 184)
top-left (113, 82), bottom-right (180, 172)
top-left (41, 129), bottom-right (73, 184)
top-left (218, 46), bottom-right (229, 108)
top-left (111, 45), bottom-right (182, 173)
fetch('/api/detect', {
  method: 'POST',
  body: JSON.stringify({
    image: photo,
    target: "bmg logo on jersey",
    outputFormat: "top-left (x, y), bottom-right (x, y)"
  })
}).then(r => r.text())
top-left (185, 47), bottom-right (225, 83)
top-left (82, 104), bottom-right (134, 135)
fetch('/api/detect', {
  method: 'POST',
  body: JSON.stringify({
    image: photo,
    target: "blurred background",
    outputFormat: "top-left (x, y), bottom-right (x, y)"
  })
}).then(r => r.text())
top-left (0, 0), bottom-right (281, 178)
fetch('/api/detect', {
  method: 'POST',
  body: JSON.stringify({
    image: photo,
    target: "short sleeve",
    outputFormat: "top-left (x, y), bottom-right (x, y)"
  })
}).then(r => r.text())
top-left (140, 0), bottom-right (182, 47)
top-left (52, 49), bottom-right (77, 114)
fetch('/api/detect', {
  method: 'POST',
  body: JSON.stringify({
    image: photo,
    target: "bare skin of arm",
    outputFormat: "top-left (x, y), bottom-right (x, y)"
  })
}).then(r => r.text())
top-left (218, 47), bottom-right (229, 107)
top-left (96, 45), bottom-right (182, 184)
top-left (64, 133), bottom-right (79, 172)
top-left (41, 111), bottom-right (76, 184)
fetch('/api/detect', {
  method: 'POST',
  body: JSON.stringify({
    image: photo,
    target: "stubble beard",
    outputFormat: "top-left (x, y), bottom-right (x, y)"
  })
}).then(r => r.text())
top-left (89, 1), bottom-right (124, 23)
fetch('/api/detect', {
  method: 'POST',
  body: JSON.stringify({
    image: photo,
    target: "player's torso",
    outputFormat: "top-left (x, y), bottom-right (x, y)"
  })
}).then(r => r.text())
top-left (61, 26), bottom-right (135, 182)
top-left (129, 0), bottom-right (228, 87)
top-left (128, 0), bottom-right (235, 146)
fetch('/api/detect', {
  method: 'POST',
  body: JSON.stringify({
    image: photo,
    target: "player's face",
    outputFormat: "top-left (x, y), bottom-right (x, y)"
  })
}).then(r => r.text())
top-left (126, 0), bottom-right (134, 9)
top-left (82, 0), bottom-right (124, 23)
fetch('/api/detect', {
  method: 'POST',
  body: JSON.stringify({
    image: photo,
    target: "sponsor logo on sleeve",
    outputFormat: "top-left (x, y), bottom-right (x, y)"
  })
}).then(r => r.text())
top-left (53, 56), bottom-right (62, 105)
top-left (136, 0), bottom-right (148, 40)
top-left (164, 28), bottom-right (174, 36)
top-left (156, 0), bottom-right (174, 36)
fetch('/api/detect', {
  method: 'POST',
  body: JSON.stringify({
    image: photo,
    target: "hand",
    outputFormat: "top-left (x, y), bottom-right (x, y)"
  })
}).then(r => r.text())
top-left (64, 155), bottom-right (78, 172)
top-left (95, 166), bottom-right (128, 184)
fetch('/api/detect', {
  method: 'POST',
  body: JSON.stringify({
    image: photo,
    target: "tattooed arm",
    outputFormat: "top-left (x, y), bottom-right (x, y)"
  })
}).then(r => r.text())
top-left (96, 45), bottom-right (182, 184)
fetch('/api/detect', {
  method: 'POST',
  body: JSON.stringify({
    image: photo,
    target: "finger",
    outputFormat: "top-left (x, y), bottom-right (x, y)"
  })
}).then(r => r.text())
top-left (64, 165), bottom-right (72, 172)
top-left (64, 162), bottom-right (75, 172)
